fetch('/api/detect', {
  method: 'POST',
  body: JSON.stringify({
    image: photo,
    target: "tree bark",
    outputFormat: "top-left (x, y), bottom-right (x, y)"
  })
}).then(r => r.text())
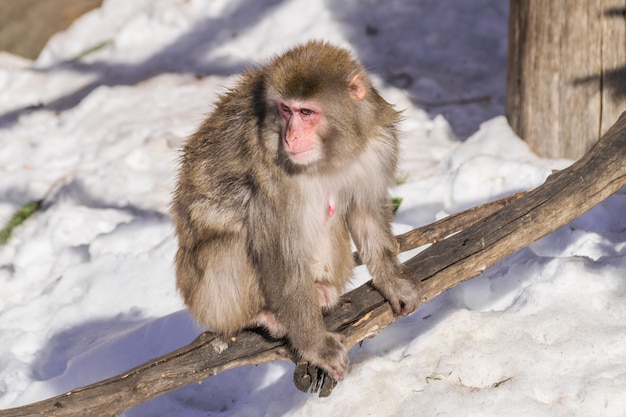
top-left (507, 0), bottom-right (626, 159)
top-left (1, 112), bottom-right (625, 417)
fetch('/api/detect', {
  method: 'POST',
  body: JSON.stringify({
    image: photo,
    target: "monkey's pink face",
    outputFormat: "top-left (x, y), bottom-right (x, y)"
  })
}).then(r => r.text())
top-left (277, 100), bottom-right (324, 165)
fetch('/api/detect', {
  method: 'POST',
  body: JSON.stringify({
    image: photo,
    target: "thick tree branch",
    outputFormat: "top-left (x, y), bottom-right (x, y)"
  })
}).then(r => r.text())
top-left (1, 112), bottom-right (625, 417)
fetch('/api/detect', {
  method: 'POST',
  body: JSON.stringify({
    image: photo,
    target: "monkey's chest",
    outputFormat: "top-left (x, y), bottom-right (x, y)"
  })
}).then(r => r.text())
top-left (301, 194), bottom-right (350, 284)
top-left (294, 194), bottom-right (344, 255)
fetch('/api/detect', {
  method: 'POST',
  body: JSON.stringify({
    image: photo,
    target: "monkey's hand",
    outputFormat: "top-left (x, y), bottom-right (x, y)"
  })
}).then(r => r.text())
top-left (373, 268), bottom-right (423, 317)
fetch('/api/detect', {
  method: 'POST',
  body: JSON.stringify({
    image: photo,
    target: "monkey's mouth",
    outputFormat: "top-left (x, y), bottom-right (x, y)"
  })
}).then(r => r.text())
top-left (287, 147), bottom-right (320, 164)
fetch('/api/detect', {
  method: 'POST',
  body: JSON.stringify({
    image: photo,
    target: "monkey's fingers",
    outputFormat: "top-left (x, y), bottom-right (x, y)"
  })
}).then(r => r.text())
top-left (309, 365), bottom-right (323, 393)
top-left (319, 372), bottom-right (338, 397)
top-left (294, 361), bottom-right (312, 392)
top-left (293, 362), bottom-right (338, 397)
top-left (375, 276), bottom-right (423, 317)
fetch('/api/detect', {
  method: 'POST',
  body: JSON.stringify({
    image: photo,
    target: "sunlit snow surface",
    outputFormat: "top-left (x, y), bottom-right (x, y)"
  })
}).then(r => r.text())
top-left (0, 1), bottom-right (625, 416)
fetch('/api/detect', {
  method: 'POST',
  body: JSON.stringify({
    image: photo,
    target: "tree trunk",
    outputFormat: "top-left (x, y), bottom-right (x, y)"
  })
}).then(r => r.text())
top-left (507, 0), bottom-right (626, 159)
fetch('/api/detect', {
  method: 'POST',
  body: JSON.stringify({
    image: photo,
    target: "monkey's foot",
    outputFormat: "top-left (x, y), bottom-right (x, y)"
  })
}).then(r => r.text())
top-left (293, 361), bottom-right (338, 397)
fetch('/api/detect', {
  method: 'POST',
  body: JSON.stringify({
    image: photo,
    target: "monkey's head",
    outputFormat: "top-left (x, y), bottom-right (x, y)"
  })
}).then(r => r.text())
top-left (264, 41), bottom-right (375, 171)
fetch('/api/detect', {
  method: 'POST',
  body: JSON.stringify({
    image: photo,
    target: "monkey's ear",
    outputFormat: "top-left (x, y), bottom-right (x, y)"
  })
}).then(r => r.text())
top-left (348, 73), bottom-right (367, 101)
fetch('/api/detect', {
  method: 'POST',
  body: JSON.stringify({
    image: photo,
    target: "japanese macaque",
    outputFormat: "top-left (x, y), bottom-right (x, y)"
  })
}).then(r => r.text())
top-left (171, 41), bottom-right (422, 382)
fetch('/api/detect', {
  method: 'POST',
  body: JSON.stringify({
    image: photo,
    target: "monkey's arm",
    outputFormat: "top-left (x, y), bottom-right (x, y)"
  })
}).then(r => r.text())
top-left (347, 199), bottom-right (422, 316)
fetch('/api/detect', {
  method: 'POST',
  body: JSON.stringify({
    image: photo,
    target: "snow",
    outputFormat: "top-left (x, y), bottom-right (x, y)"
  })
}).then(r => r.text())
top-left (1, 0), bottom-right (625, 416)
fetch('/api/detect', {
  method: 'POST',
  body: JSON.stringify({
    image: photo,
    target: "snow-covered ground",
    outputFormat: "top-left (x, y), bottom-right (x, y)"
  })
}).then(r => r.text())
top-left (1, 0), bottom-right (625, 416)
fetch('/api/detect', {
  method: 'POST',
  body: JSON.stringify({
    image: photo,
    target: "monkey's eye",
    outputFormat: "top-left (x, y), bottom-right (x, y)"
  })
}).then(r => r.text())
top-left (280, 103), bottom-right (292, 114)
top-left (300, 108), bottom-right (313, 116)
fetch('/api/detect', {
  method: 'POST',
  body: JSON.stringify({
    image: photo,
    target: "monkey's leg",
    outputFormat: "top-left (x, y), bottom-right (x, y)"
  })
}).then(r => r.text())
top-left (315, 283), bottom-right (340, 311)
top-left (250, 310), bottom-right (287, 338)
top-left (176, 235), bottom-right (263, 335)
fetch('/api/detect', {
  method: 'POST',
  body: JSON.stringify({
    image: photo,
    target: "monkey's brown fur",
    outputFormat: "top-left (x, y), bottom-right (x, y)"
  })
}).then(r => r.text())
top-left (172, 41), bottom-right (422, 380)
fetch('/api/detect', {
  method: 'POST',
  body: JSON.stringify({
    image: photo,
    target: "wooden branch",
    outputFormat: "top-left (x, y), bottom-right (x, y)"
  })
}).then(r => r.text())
top-left (2, 112), bottom-right (625, 417)
top-left (395, 190), bottom-right (528, 254)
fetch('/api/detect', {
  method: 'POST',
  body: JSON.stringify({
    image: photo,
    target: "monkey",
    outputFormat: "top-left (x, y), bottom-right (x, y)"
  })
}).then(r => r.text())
top-left (171, 40), bottom-right (422, 382)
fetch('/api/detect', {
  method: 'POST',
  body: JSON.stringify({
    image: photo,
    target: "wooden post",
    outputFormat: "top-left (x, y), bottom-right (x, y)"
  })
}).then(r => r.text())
top-left (507, 0), bottom-right (626, 159)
